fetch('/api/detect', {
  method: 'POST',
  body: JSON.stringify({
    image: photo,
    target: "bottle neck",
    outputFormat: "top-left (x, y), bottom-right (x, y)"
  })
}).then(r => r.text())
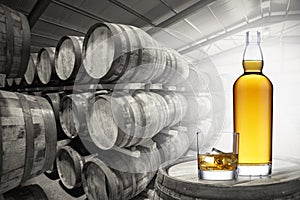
top-left (243, 43), bottom-right (264, 73)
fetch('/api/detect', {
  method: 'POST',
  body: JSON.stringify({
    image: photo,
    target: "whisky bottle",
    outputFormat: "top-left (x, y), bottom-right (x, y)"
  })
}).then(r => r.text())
top-left (233, 31), bottom-right (273, 176)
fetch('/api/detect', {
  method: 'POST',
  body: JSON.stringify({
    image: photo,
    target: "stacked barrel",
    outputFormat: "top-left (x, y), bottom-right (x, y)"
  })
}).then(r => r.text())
top-left (53, 23), bottom-right (212, 200)
top-left (4, 22), bottom-right (192, 88)
top-left (0, 3), bottom-right (214, 199)
top-left (0, 91), bottom-right (57, 194)
top-left (0, 4), bottom-right (30, 88)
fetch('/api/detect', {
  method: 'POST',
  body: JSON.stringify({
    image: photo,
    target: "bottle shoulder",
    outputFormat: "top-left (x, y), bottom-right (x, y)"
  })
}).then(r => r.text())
top-left (233, 73), bottom-right (273, 88)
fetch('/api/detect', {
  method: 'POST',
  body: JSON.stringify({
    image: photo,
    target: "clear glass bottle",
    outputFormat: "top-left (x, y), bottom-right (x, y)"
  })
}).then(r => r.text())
top-left (233, 31), bottom-right (273, 176)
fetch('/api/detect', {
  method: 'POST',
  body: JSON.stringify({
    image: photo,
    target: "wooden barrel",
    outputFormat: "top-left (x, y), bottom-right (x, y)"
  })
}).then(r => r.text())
top-left (152, 128), bottom-right (190, 165)
top-left (44, 139), bottom-right (71, 178)
top-left (44, 92), bottom-right (66, 140)
top-left (37, 47), bottom-right (56, 85)
top-left (0, 91), bottom-right (57, 194)
top-left (2, 184), bottom-right (48, 200)
top-left (59, 93), bottom-right (93, 139)
top-left (183, 96), bottom-right (212, 124)
top-left (56, 146), bottom-right (86, 189)
top-left (153, 48), bottom-right (189, 85)
top-left (0, 4), bottom-right (30, 79)
top-left (155, 91), bottom-right (188, 126)
top-left (86, 91), bottom-right (168, 150)
top-left (55, 36), bottom-right (84, 82)
top-left (154, 156), bottom-right (300, 200)
top-left (86, 92), bottom-right (145, 149)
top-left (132, 91), bottom-right (168, 135)
top-left (82, 22), bottom-right (166, 83)
top-left (179, 67), bottom-right (209, 92)
top-left (82, 156), bottom-right (156, 200)
top-left (24, 53), bottom-right (38, 85)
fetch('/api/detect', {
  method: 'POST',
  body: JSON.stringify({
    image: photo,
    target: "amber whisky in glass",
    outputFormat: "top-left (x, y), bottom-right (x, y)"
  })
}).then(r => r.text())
top-left (233, 31), bottom-right (273, 176)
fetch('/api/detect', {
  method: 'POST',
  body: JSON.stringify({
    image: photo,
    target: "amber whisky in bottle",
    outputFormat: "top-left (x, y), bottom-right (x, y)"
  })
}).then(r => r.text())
top-left (233, 31), bottom-right (273, 176)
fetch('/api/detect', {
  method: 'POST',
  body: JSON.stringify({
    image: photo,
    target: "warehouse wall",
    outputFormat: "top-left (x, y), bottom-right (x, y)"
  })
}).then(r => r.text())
top-left (211, 35), bottom-right (300, 159)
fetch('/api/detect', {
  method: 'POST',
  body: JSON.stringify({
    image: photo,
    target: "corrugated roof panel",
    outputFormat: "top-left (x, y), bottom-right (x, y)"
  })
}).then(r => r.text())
top-left (31, 34), bottom-right (58, 49)
top-left (79, 0), bottom-right (111, 17)
top-left (270, 0), bottom-right (289, 16)
top-left (163, 0), bottom-right (200, 13)
top-left (284, 21), bottom-right (300, 30)
top-left (289, 0), bottom-right (300, 14)
top-left (0, 0), bottom-right (37, 13)
top-left (214, 38), bottom-right (238, 51)
top-left (59, 11), bottom-right (97, 32)
top-left (168, 20), bottom-right (205, 41)
top-left (143, 6), bottom-right (173, 25)
top-left (128, 18), bottom-right (149, 27)
top-left (207, 44), bottom-right (222, 55)
top-left (243, 0), bottom-right (262, 21)
top-left (284, 23), bottom-right (300, 36)
top-left (31, 20), bottom-right (82, 45)
top-left (151, 30), bottom-right (186, 49)
top-left (186, 7), bottom-right (224, 38)
top-left (209, 0), bottom-right (246, 29)
top-left (98, 3), bottom-right (130, 21)
top-left (60, 0), bottom-right (86, 7)
top-left (184, 49), bottom-right (208, 60)
top-left (152, 11), bottom-right (175, 25)
top-left (42, 3), bottom-right (75, 22)
top-left (32, 20), bottom-right (61, 36)
top-left (118, 0), bottom-right (163, 21)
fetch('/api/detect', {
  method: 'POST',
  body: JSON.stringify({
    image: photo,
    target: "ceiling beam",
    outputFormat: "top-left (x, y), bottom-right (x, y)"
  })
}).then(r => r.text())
top-left (27, 0), bottom-right (52, 28)
top-left (178, 14), bottom-right (300, 55)
top-left (147, 0), bottom-right (216, 35)
top-left (109, 0), bottom-right (155, 26)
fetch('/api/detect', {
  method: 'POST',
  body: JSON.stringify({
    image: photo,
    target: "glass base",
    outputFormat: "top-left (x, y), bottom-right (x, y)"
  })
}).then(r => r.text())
top-left (238, 164), bottom-right (272, 176)
top-left (199, 169), bottom-right (237, 180)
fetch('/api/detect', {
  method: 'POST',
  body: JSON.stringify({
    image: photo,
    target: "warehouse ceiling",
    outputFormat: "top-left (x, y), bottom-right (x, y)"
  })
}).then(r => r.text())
top-left (1, 0), bottom-right (300, 60)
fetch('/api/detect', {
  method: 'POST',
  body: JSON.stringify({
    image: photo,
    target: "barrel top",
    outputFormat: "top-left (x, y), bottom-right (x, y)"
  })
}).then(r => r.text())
top-left (166, 156), bottom-right (300, 186)
top-left (87, 96), bottom-right (118, 150)
top-left (156, 156), bottom-right (300, 199)
top-left (83, 23), bottom-right (115, 79)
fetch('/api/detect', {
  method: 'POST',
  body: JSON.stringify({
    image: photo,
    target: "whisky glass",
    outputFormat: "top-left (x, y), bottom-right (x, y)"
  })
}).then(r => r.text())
top-left (197, 132), bottom-right (239, 180)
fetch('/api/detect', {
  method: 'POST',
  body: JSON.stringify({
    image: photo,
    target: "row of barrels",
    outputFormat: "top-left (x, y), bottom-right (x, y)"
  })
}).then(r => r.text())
top-left (57, 90), bottom-right (211, 150)
top-left (0, 88), bottom-right (211, 194)
top-left (54, 122), bottom-right (191, 199)
top-left (5, 22), bottom-right (193, 88)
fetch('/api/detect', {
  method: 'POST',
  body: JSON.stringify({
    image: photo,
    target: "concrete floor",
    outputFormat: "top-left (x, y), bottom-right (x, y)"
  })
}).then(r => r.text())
top-left (25, 174), bottom-right (87, 200)
top-left (24, 173), bottom-right (153, 200)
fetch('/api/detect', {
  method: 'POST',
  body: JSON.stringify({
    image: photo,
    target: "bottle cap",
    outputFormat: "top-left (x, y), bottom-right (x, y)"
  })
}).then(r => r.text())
top-left (246, 31), bottom-right (261, 44)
